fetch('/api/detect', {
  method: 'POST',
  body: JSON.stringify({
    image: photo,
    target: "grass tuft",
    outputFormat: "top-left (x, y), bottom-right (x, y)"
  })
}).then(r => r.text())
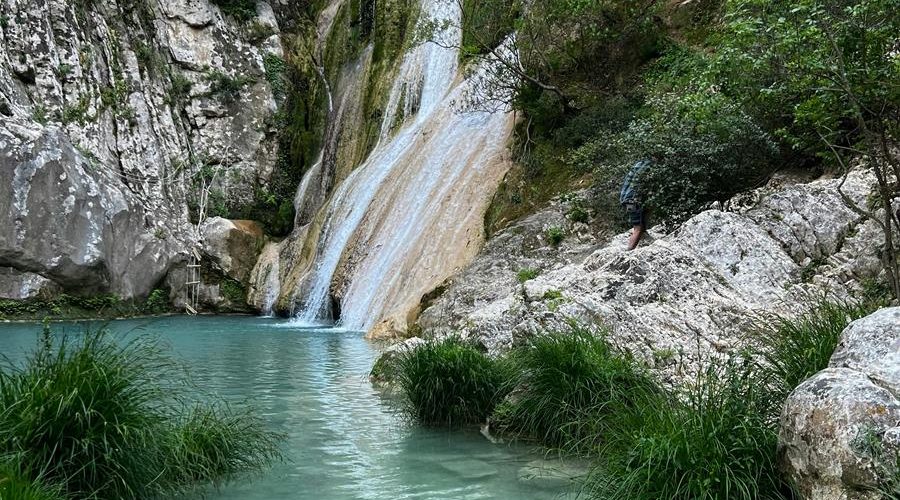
top-left (493, 327), bottom-right (656, 452)
top-left (587, 359), bottom-right (795, 500)
top-left (0, 328), bottom-right (282, 499)
top-left (393, 337), bottom-right (511, 427)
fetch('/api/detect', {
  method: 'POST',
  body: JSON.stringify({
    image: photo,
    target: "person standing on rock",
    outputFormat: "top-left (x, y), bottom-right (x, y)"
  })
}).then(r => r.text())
top-left (621, 160), bottom-right (651, 250)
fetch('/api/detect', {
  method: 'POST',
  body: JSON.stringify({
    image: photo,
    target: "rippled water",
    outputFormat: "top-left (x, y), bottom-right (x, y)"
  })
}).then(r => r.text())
top-left (0, 316), bottom-right (578, 499)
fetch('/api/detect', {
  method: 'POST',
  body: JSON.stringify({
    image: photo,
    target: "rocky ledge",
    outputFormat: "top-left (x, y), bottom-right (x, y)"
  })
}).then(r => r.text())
top-left (418, 169), bottom-right (887, 381)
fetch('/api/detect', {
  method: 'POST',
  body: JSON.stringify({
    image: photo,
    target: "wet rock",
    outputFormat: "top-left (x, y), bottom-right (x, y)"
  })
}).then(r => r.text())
top-left (779, 307), bottom-right (900, 500)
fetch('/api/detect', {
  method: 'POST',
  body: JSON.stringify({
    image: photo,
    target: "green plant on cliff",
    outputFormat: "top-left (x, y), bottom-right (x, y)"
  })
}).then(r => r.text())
top-left (0, 328), bottom-right (282, 499)
top-left (210, 0), bottom-right (257, 22)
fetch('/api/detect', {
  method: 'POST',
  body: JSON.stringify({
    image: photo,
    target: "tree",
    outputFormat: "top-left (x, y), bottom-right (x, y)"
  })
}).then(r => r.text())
top-left (717, 0), bottom-right (900, 299)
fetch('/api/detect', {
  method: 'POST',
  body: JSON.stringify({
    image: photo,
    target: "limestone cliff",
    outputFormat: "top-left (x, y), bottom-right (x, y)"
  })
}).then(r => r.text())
top-left (0, 0), bottom-right (283, 301)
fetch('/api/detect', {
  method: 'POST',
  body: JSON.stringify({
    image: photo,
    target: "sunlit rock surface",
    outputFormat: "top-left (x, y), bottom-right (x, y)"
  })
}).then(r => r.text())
top-left (779, 307), bottom-right (900, 500)
top-left (419, 170), bottom-right (884, 379)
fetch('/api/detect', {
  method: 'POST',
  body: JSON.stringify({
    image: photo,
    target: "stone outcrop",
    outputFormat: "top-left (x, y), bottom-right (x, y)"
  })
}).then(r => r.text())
top-left (418, 170), bottom-right (884, 380)
top-left (779, 307), bottom-right (900, 499)
top-left (0, 122), bottom-right (183, 298)
top-left (0, 0), bottom-right (284, 301)
top-left (200, 217), bottom-right (266, 285)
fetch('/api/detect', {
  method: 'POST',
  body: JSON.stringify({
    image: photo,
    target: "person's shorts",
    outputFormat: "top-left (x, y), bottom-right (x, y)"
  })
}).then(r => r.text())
top-left (623, 201), bottom-right (646, 227)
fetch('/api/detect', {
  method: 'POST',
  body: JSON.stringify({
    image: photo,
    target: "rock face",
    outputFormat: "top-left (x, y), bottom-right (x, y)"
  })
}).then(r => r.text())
top-left (779, 308), bottom-right (900, 500)
top-left (0, 122), bottom-right (183, 298)
top-left (0, 0), bottom-right (284, 301)
top-left (419, 170), bottom-right (884, 379)
top-left (200, 217), bottom-right (266, 285)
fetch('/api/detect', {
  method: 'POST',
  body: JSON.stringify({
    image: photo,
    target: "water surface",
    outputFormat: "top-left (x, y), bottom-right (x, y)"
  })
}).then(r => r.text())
top-left (0, 316), bottom-right (576, 499)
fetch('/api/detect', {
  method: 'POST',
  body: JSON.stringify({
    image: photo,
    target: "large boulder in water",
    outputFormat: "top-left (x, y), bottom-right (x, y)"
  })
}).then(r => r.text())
top-left (0, 121), bottom-right (183, 298)
top-left (778, 307), bottom-right (900, 500)
top-left (200, 217), bottom-right (266, 285)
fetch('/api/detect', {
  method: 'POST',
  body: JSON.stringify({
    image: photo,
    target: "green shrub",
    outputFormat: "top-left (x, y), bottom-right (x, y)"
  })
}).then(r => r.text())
top-left (587, 360), bottom-right (794, 500)
top-left (394, 337), bottom-right (512, 427)
top-left (493, 328), bottom-right (656, 451)
top-left (516, 268), bottom-right (539, 283)
top-left (205, 71), bottom-right (254, 102)
top-left (0, 329), bottom-right (281, 499)
top-left (210, 0), bottom-right (257, 22)
top-left (583, 89), bottom-right (777, 224)
top-left (545, 226), bottom-right (565, 246)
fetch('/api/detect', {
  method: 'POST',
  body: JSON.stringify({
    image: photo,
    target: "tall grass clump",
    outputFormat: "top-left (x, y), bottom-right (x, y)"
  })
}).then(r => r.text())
top-left (0, 328), bottom-right (281, 499)
top-left (0, 462), bottom-right (62, 500)
top-left (588, 360), bottom-right (796, 500)
top-left (752, 300), bottom-right (879, 417)
top-left (394, 337), bottom-right (511, 427)
top-left (493, 327), bottom-right (657, 452)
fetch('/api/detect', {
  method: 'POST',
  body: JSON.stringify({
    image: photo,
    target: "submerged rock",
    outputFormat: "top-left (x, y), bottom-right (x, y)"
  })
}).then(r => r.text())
top-left (779, 307), bottom-right (900, 500)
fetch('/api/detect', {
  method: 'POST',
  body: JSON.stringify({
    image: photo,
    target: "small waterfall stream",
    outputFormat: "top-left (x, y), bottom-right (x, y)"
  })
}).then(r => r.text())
top-left (291, 0), bottom-right (514, 331)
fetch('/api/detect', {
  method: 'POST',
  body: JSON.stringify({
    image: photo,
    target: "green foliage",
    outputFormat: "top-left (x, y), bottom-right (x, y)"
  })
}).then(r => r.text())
top-left (245, 20), bottom-right (276, 42)
top-left (581, 89), bottom-right (777, 223)
top-left (545, 226), bottom-right (565, 246)
top-left (205, 71), bottom-right (255, 102)
top-left (494, 328), bottom-right (656, 452)
top-left (61, 95), bottom-right (90, 125)
top-left (220, 278), bottom-right (247, 305)
top-left (0, 462), bottom-right (62, 500)
top-left (715, 0), bottom-right (900, 159)
top-left (751, 301), bottom-right (879, 417)
top-left (210, 0), bottom-right (257, 22)
top-left (32, 105), bottom-right (48, 125)
top-left (393, 337), bottom-right (512, 427)
top-left (460, 0), bottom-right (519, 60)
top-left (0, 329), bottom-right (282, 498)
top-left (567, 204), bottom-right (590, 224)
top-left (587, 359), bottom-right (795, 500)
top-left (168, 71), bottom-right (193, 106)
top-left (0, 290), bottom-right (171, 320)
top-left (263, 54), bottom-right (287, 100)
top-left (516, 268), bottom-right (539, 283)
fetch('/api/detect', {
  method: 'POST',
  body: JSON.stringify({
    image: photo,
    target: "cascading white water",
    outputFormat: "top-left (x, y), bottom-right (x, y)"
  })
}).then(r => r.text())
top-left (294, 0), bottom-right (514, 330)
top-left (295, 0), bottom-right (463, 324)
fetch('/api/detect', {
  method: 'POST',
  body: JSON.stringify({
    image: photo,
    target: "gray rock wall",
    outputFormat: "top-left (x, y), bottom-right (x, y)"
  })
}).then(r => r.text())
top-left (0, 0), bottom-right (284, 300)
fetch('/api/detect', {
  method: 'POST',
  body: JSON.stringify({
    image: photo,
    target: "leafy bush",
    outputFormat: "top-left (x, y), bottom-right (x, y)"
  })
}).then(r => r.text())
top-left (205, 71), bottom-right (255, 102)
top-left (493, 328), bottom-right (656, 451)
top-left (545, 226), bottom-right (565, 246)
top-left (588, 360), bottom-right (794, 500)
top-left (580, 89), bottom-right (777, 223)
top-left (394, 337), bottom-right (512, 427)
top-left (0, 328), bottom-right (281, 499)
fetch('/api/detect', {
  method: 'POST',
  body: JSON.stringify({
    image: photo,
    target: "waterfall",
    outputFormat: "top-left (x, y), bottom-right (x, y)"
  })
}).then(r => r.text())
top-left (293, 0), bottom-right (514, 331)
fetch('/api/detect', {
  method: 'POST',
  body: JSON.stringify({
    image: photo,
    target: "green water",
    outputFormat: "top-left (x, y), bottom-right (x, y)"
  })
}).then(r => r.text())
top-left (0, 316), bottom-right (577, 499)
